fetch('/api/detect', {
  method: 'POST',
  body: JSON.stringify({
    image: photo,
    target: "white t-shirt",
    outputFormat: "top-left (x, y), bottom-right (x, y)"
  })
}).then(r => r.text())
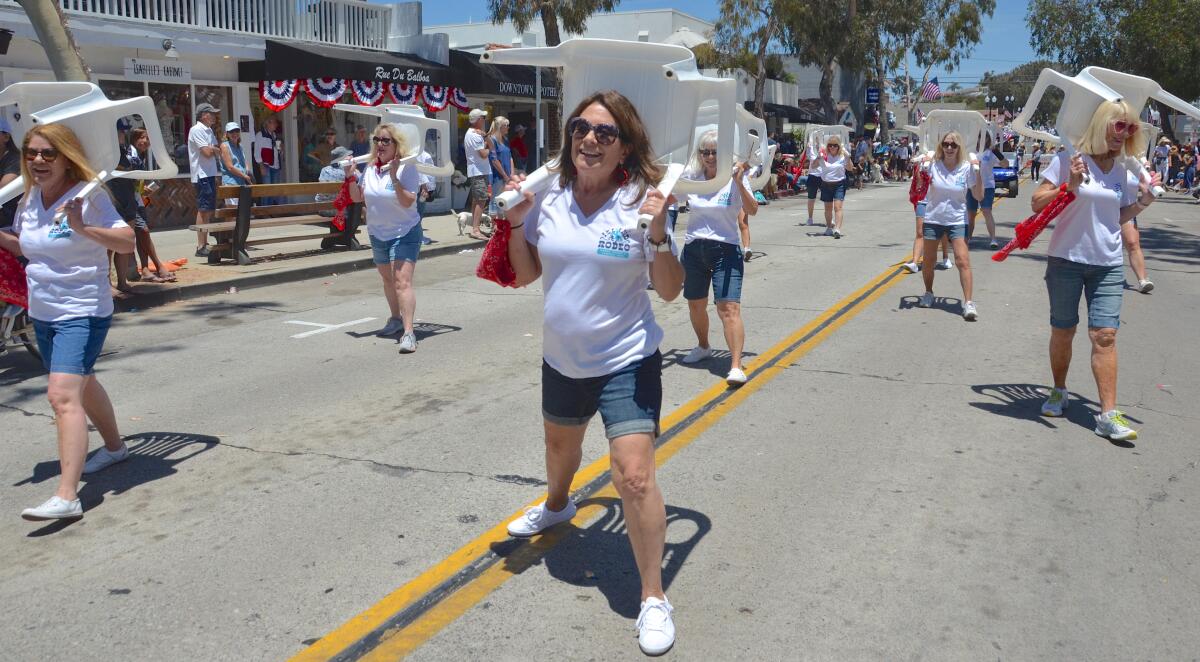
top-left (806, 146), bottom-right (823, 178)
top-left (1042, 153), bottom-right (1137, 267)
top-left (416, 151), bottom-right (437, 192)
top-left (251, 129), bottom-right (281, 170)
top-left (188, 122), bottom-right (219, 182)
top-left (463, 129), bottom-right (491, 178)
top-left (523, 180), bottom-right (669, 379)
top-left (923, 160), bottom-right (976, 226)
top-left (361, 161), bottom-right (422, 240)
top-left (15, 182), bottom-right (128, 321)
top-left (895, 145), bottom-right (911, 160)
top-left (684, 172), bottom-right (751, 245)
top-left (819, 154), bottom-right (846, 183)
top-left (979, 149), bottom-right (1002, 188)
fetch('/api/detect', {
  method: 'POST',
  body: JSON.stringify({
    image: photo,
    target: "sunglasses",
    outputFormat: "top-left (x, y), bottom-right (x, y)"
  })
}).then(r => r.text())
top-left (1110, 120), bottom-right (1139, 135)
top-left (23, 147), bottom-right (59, 162)
top-left (698, 149), bottom-right (718, 157)
top-left (941, 142), bottom-right (959, 149)
top-left (371, 136), bottom-right (393, 145)
top-left (568, 117), bottom-right (621, 146)
top-left (827, 144), bottom-right (840, 149)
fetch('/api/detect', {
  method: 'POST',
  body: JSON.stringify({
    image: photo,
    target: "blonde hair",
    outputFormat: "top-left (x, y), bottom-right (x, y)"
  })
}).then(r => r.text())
top-left (20, 123), bottom-right (99, 197)
top-left (486, 116), bottom-right (510, 142)
top-left (687, 129), bottom-right (718, 177)
top-left (368, 123), bottom-right (410, 162)
top-left (934, 130), bottom-right (967, 169)
top-left (1081, 100), bottom-right (1146, 158)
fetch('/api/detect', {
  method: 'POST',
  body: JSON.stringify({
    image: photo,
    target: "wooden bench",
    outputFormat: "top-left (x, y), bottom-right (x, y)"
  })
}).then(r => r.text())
top-left (189, 182), bottom-right (363, 265)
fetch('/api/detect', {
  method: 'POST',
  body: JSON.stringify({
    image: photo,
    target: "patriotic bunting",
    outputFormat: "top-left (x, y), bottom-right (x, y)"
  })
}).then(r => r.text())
top-left (259, 80), bottom-right (299, 112)
top-left (422, 85), bottom-right (449, 112)
top-left (388, 82), bottom-right (421, 105)
top-left (304, 78), bottom-right (349, 107)
top-left (450, 88), bottom-right (470, 111)
top-left (351, 80), bottom-right (385, 106)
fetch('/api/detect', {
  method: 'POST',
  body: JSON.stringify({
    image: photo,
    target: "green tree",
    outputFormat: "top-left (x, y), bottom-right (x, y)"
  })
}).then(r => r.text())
top-left (783, 0), bottom-right (862, 124)
top-left (977, 59), bottom-right (1064, 126)
top-left (711, 0), bottom-right (798, 118)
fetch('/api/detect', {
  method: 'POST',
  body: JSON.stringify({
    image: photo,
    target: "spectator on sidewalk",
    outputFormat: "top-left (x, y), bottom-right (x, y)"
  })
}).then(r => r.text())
top-left (463, 108), bottom-right (492, 241)
top-left (315, 145), bottom-right (352, 216)
top-left (107, 122), bottom-right (140, 293)
top-left (188, 102), bottom-right (221, 257)
top-left (125, 128), bottom-right (172, 283)
top-left (308, 128), bottom-right (339, 174)
top-left (416, 148), bottom-right (436, 245)
top-left (252, 116), bottom-right (282, 205)
top-left (219, 122), bottom-right (253, 208)
top-left (509, 124), bottom-right (529, 173)
top-left (349, 124), bottom-right (370, 173)
top-left (488, 116), bottom-right (514, 217)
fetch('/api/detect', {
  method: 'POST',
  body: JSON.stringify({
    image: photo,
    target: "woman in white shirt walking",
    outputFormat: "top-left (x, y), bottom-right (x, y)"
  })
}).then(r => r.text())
top-left (502, 90), bottom-right (684, 656)
top-left (1032, 100), bottom-right (1159, 441)
top-left (344, 123), bottom-right (424, 353)
top-left (0, 124), bottom-right (135, 521)
top-left (678, 129), bottom-right (758, 385)
top-left (916, 131), bottom-right (984, 320)
top-left (810, 135), bottom-right (854, 238)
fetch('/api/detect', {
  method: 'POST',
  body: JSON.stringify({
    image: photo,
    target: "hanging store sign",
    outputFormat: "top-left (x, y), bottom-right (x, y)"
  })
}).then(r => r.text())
top-left (124, 58), bottom-right (191, 83)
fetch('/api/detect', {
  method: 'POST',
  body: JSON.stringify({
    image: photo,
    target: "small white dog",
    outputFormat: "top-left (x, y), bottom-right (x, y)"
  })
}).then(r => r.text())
top-left (456, 211), bottom-right (491, 236)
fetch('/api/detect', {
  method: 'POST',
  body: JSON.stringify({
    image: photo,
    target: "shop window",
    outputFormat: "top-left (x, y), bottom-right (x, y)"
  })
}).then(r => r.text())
top-left (149, 83), bottom-right (191, 175)
top-left (297, 93), bottom-right (352, 182)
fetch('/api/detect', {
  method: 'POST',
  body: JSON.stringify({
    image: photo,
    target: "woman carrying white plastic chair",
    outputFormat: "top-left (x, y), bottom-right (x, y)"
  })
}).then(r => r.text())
top-left (810, 135), bottom-right (854, 238)
top-left (916, 131), bottom-right (983, 321)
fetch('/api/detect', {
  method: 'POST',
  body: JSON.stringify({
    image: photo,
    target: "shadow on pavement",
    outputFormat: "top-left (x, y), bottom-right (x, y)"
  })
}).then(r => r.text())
top-left (346, 321), bottom-right (462, 342)
top-left (968, 383), bottom-right (1141, 447)
top-left (15, 432), bottom-right (219, 536)
top-left (662, 347), bottom-right (759, 379)
top-left (491, 498), bottom-right (711, 618)
top-left (897, 294), bottom-right (963, 316)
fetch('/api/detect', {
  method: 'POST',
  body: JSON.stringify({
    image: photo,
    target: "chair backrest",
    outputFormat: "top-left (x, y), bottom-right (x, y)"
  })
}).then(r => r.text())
top-left (0, 82), bottom-right (98, 205)
top-left (482, 38), bottom-right (737, 196)
top-left (331, 103), bottom-right (454, 177)
top-left (1010, 68), bottom-right (1121, 156)
top-left (911, 110), bottom-right (988, 160)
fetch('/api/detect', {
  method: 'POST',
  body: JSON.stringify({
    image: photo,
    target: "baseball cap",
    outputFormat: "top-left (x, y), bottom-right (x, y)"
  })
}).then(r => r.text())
top-left (330, 146), bottom-right (353, 160)
top-left (225, 121), bottom-right (242, 132)
top-left (468, 108), bottom-right (488, 122)
top-left (196, 102), bottom-right (220, 115)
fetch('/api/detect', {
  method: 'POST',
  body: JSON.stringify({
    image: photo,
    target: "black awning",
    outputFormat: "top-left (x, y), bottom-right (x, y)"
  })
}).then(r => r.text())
top-left (449, 49), bottom-right (558, 100)
top-left (239, 40), bottom-right (452, 86)
top-left (746, 100), bottom-right (824, 123)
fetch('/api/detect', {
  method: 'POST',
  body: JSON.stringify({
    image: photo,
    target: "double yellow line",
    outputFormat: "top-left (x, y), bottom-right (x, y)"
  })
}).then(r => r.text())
top-left (292, 262), bottom-right (910, 661)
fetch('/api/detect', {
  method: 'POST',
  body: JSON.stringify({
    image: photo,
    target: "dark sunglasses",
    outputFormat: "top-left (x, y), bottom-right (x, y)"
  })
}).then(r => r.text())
top-left (24, 147), bottom-right (59, 162)
top-left (1110, 120), bottom-right (1139, 135)
top-left (568, 117), bottom-right (621, 146)
top-left (941, 142), bottom-right (959, 149)
top-left (371, 136), bottom-right (393, 145)
top-left (826, 143), bottom-right (840, 149)
top-left (698, 149), bottom-right (718, 157)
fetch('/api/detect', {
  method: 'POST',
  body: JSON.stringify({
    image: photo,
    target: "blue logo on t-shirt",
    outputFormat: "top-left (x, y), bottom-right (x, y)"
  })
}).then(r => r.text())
top-left (596, 228), bottom-right (632, 259)
top-left (1103, 179), bottom-right (1123, 197)
top-left (47, 219), bottom-right (72, 239)
top-left (718, 190), bottom-right (734, 206)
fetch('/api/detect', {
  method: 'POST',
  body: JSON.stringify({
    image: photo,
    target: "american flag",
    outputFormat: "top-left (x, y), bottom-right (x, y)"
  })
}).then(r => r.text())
top-left (915, 107), bottom-right (925, 123)
top-left (921, 77), bottom-right (942, 102)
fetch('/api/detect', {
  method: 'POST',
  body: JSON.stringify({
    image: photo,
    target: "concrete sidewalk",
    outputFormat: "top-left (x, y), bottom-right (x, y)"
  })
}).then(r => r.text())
top-left (112, 211), bottom-right (486, 311)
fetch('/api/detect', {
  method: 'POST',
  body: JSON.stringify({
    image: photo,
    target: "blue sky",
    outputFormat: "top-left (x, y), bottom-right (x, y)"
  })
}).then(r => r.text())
top-left (397, 0), bottom-right (1039, 86)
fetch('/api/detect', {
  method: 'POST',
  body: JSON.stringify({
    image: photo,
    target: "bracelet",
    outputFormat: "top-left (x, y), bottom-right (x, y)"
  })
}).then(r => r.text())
top-left (508, 222), bottom-right (524, 229)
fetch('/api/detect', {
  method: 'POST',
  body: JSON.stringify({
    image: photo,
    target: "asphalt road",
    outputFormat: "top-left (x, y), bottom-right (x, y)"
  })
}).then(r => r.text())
top-left (2, 180), bottom-right (1197, 661)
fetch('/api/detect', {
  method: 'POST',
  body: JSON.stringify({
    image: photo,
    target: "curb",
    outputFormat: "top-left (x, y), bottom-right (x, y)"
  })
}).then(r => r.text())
top-left (114, 240), bottom-right (480, 313)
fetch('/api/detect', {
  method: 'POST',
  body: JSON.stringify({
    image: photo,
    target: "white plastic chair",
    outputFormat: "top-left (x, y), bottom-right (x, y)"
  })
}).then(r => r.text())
top-left (330, 103), bottom-right (454, 177)
top-left (0, 82), bottom-right (177, 215)
top-left (693, 103), bottom-right (773, 190)
top-left (804, 124), bottom-right (851, 160)
top-left (0, 82), bottom-right (98, 206)
top-left (906, 110), bottom-right (988, 163)
top-left (480, 38), bottom-right (738, 227)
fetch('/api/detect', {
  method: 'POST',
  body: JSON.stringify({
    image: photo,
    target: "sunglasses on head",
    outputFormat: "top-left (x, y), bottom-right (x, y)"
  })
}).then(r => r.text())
top-left (942, 142), bottom-right (959, 149)
top-left (371, 136), bottom-right (393, 145)
top-left (698, 148), bottom-right (718, 157)
top-left (24, 147), bottom-right (59, 162)
top-left (1110, 120), bottom-right (1139, 135)
top-left (568, 116), bottom-right (621, 146)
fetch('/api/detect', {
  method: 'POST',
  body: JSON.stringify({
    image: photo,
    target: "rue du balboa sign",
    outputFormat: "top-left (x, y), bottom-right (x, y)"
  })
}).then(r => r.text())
top-left (124, 58), bottom-right (191, 83)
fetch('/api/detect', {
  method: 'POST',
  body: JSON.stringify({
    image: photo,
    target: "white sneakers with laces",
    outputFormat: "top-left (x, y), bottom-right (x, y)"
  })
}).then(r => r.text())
top-left (681, 346), bottom-right (712, 364)
top-left (1095, 410), bottom-right (1138, 441)
top-left (1138, 279), bottom-right (1154, 294)
top-left (962, 301), bottom-right (978, 321)
top-left (725, 367), bottom-right (747, 386)
top-left (21, 496), bottom-right (83, 521)
top-left (939, 257), bottom-right (954, 270)
top-left (902, 261), bottom-right (919, 273)
top-left (1041, 387), bottom-right (1068, 417)
top-left (636, 596), bottom-right (676, 656)
top-left (506, 500), bottom-right (577, 537)
top-left (398, 332), bottom-right (418, 353)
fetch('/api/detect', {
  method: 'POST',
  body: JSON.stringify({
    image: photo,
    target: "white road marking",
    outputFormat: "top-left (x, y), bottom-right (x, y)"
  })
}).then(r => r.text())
top-left (285, 317), bottom-right (377, 339)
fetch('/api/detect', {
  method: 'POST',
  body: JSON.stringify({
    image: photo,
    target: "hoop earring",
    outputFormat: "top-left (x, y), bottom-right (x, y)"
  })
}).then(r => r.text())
top-left (613, 165), bottom-right (630, 186)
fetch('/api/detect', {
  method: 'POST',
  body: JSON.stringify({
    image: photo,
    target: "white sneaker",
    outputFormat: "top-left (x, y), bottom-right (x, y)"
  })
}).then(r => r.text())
top-left (21, 496), bottom-right (83, 521)
top-left (507, 500), bottom-right (577, 537)
top-left (398, 332), bottom-right (418, 353)
top-left (1041, 387), bottom-right (1068, 417)
top-left (902, 261), bottom-right (919, 273)
top-left (83, 445), bottom-right (128, 475)
top-left (962, 301), bottom-right (978, 321)
top-left (1138, 279), bottom-right (1154, 293)
top-left (833, 228), bottom-right (843, 239)
top-left (823, 226), bottom-right (834, 236)
top-left (918, 292), bottom-right (934, 308)
top-left (378, 317), bottom-right (404, 336)
top-left (1095, 410), bottom-right (1138, 441)
top-left (989, 239), bottom-right (999, 249)
top-left (726, 367), bottom-right (748, 386)
top-left (938, 257), bottom-right (953, 270)
top-left (742, 248), bottom-right (752, 262)
top-left (637, 596), bottom-right (676, 656)
top-left (681, 346), bottom-right (712, 364)
top-left (806, 218), bottom-right (815, 226)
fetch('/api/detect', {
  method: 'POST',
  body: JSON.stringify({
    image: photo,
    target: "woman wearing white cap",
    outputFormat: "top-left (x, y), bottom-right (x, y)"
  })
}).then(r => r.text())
top-left (219, 122), bottom-right (252, 208)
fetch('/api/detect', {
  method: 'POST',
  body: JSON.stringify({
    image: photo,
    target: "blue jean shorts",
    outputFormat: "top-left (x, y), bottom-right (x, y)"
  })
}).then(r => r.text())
top-left (805, 174), bottom-right (821, 199)
top-left (1044, 256), bottom-right (1123, 329)
top-left (33, 315), bottom-right (112, 375)
top-left (682, 238), bottom-right (744, 303)
top-left (923, 223), bottom-right (967, 241)
top-left (819, 179), bottom-right (846, 202)
top-left (194, 176), bottom-right (218, 211)
top-left (915, 201), bottom-right (927, 218)
top-left (370, 223), bottom-right (423, 265)
top-left (542, 351), bottom-right (662, 439)
top-left (966, 187), bottom-right (996, 211)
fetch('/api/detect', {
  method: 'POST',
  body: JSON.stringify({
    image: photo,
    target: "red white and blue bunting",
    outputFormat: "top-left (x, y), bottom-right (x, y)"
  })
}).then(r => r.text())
top-left (450, 87), bottom-right (470, 111)
top-left (422, 85), bottom-right (449, 112)
top-left (388, 82), bottom-right (421, 106)
top-left (259, 80), bottom-right (299, 112)
top-left (350, 80), bottom-right (385, 106)
top-left (304, 78), bottom-right (349, 107)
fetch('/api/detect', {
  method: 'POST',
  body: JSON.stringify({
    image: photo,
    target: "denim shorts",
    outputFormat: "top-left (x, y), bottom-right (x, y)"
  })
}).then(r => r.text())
top-left (966, 187), bottom-right (996, 211)
top-left (1044, 256), bottom-right (1124, 329)
top-left (370, 224), bottom-right (423, 265)
top-left (915, 201), bottom-right (927, 218)
top-left (194, 176), bottom-right (218, 211)
top-left (819, 179), bottom-right (847, 202)
top-left (923, 223), bottom-right (967, 241)
top-left (682, 238), bottom-right (744, 303)
top-left (542, 351), bottom-right (662, 439)
top-left (805, 174), bottom-right (821, 199)
top-left (33, 315), bottom-right (112, 375)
